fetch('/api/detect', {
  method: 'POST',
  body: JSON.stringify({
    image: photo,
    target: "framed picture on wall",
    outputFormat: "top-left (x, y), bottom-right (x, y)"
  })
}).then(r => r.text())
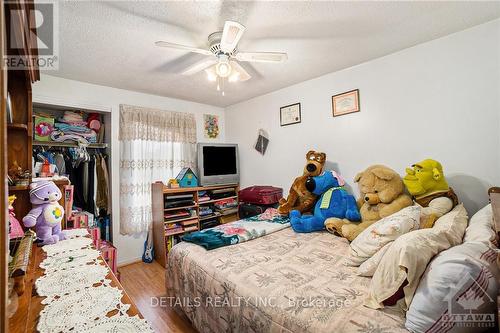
top-left (332, 89), bottom-right (360, 117)
top-left (280, 103), bottom-right (301, 126)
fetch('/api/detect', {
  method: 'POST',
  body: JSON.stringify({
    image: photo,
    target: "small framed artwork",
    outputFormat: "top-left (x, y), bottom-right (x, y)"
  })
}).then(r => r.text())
top-left (280, 103), bottom-right (301, 126)
top-left (332, 89), bottom-right (360, 117)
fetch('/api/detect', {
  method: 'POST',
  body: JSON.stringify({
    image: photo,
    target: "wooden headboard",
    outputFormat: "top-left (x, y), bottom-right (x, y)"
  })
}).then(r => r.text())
top-left (488, 187), bottom-right (500, 239)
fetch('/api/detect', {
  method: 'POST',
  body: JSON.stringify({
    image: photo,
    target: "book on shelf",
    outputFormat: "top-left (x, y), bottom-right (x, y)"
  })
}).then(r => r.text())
top-left (164, 210), bottom-right (197, 222)
top-left (165, 193), bottom-right (194, 201)
top-left (164, 199), bottom-right (195, 209)
top-left (165, 222), bottom-right (182, 230)
top-left (165, 227), bottom-right (183, 236)
top-left (180, 218), bottom-right (198, 226)
top-left (183, 225), bottom-right (198, 232)
top-left (166, 235), bottom-right (182, 252)
top-left (164, 210), bottom-right (191, 219)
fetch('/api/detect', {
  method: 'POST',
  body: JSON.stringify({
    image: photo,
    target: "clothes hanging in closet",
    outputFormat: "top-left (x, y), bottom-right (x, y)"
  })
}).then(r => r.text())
top-left (33, 147), bottom-right (110, 217)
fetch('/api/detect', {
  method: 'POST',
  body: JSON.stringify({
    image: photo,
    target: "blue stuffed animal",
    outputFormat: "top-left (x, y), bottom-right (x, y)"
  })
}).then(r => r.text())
top-left (290, 170), bottom-right (361, 233)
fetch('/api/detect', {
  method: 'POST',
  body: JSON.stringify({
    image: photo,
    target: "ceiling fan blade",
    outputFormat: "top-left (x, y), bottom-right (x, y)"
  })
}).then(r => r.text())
top-left (235, 52), bottom-right (288, 63)
top-left (155, 41), bottom-right (213, 56)
top-left (181, 58), bottom-right (217, 76)
top-left (229, 61), bottom-right (251, 82)
top-left (220, 21), bottom-right (246, 53)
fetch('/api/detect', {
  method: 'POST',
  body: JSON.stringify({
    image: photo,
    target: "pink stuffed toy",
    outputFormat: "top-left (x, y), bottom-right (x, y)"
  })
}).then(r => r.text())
top-left (22, 181), bottom-right (65, 245)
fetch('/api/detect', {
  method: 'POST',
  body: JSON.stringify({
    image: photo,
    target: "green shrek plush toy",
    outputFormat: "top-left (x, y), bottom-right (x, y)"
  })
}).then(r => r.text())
top-left (403, 159), bottom-right (459, 229)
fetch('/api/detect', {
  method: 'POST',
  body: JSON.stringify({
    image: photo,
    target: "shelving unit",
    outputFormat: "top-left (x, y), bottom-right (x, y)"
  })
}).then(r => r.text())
top-left (2, 1), bottom-right (40, 330)
top-left (152, 182), bottom-right (239, 267)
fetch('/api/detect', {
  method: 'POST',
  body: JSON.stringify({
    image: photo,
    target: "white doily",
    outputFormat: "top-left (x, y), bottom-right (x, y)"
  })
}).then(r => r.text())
top-left (36, 264), bottom-right (110, 303)
top-left (37, 285), bottom-right (130, 333)
top-left (78, 315), bottom-right (154, 333)
top-left (42, 237), bottom-right (93, 256)
top-left (40, 248), bottom-right (100, 272)
top-left (62, 228), bottom-right (90, 238)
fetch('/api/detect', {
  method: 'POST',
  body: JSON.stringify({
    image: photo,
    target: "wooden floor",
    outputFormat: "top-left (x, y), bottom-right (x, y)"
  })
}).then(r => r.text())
top-left (119, 260), bottom-right (197, 333)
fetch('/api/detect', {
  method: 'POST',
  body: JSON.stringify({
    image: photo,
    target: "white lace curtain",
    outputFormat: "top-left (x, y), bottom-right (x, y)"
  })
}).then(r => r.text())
top-left (119, 104), bottom-right (197, 235)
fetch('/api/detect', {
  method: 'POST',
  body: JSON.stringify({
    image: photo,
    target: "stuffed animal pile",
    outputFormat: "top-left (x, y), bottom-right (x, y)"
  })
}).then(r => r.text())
top-left (22, 180), bottom-right (65, 245)
top-left (275, 151), bottom-right (463, 245)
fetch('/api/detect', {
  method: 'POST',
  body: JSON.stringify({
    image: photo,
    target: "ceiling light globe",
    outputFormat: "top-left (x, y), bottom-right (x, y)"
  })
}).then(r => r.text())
top-left (216, 62), bottom-right (231, 77)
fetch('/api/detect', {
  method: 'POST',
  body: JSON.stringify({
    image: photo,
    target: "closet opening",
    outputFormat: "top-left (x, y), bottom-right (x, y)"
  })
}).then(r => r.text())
top-left (31, 102), bottom-right (113, 243)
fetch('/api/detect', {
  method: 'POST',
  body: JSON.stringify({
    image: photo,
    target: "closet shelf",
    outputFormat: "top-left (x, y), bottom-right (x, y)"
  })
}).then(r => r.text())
top-left (33, 140), bottom-right (108, 149)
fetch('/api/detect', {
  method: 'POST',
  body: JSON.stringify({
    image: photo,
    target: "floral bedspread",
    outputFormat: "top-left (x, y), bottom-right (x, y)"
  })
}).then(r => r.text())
top-left (167, 227), bottom-right (408, 333)
top-left (182, 208), bottom-right (290, 250)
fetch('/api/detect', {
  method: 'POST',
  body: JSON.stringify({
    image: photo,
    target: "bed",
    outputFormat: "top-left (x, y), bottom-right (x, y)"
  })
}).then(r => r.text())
top-left (167, 227), bottom-right (408, 333)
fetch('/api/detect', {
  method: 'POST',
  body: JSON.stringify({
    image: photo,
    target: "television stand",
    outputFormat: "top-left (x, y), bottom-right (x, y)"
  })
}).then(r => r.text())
top-left (151, 183), bottom-right (240, 267)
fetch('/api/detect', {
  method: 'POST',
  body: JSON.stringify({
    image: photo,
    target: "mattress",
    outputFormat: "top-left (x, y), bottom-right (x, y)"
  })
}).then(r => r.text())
top-left (167, 228), bottom-right (408, 333)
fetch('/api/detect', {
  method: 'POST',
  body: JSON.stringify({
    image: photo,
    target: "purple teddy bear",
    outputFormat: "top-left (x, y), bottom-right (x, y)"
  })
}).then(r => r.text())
top-left (22, 181), bottom-right (66, 245)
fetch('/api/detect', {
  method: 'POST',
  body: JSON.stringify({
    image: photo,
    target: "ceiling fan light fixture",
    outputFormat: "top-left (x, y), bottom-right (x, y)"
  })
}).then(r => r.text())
top-left (216, 62), bottom-right (231, 77)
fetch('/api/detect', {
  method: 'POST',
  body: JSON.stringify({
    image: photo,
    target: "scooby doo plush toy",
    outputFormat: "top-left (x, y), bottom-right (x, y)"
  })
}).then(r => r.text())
top-left (278, 150), bottom-right (326, 215)
top-left (325, 165), bottom-right (412, 241)
top-left (290, 170), bottom-right (361, 232)
top-left (403, 159), bottom-right (458, 228)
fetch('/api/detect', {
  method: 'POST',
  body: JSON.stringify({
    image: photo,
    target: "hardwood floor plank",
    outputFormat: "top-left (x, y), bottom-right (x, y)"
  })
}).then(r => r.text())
top-left (119, 260), bottom-right (197, 333)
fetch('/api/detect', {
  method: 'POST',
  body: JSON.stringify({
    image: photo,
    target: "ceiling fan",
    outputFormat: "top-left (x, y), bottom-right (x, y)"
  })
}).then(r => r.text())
top-left (155, 20), bottom-right (287, 95)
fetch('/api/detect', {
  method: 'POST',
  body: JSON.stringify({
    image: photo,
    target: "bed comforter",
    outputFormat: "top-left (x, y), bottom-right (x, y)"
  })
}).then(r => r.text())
top-left (167, 228), bottom-right (408, 333)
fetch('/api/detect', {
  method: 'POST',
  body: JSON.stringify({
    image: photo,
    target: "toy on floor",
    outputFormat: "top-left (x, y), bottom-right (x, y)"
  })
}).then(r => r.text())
top-left (403, 159), bottom-right (458, 228)
top-left (278, 150), bottom-right (326, 215)
top-left (325, 165), bottom-right (412, 241)
top-left (290, 170), bottom-right (361, 233)
top-left (22, 180), bottom-right (66, 245)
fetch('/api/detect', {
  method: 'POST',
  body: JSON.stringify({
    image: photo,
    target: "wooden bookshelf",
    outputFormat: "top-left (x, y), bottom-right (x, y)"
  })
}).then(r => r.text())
top-left (152, 182), bottom-right (239, 267)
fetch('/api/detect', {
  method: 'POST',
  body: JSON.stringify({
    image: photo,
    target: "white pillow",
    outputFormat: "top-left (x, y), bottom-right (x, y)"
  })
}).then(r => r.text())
top-left (464, 204), bottom-right (497, 247)
top-left (365, 204), bottom-right (469, 310)
top-left (357, 241), bottom-right (393, 277)
top-left (406, 241), bottom-right (499, 333)
top-left (345, 205), bottom-right (421, 266)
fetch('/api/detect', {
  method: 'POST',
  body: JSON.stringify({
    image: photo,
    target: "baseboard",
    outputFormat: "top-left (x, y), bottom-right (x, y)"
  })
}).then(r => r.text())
top-left (117, 257), bottom-right (143, 268)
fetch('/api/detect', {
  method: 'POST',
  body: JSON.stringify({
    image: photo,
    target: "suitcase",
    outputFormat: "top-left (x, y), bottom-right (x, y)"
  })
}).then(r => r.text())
top-left (239, 203), bottom-right (278, 219)
top-left (238, 186), bottom-right (283, 205)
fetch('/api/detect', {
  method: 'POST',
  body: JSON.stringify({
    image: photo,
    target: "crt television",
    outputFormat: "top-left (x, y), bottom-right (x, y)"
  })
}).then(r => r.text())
top-left (197, 143), bottom-right (239, 186)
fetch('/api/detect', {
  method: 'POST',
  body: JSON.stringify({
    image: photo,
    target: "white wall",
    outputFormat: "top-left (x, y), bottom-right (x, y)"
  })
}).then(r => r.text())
top-left (226, 19), bottom-right (500, 216)
top-left (33, 75), bottom-right (225, 265)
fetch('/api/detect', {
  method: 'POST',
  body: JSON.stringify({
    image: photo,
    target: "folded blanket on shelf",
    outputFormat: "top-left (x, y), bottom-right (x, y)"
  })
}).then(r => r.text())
top-left (182, 208), bottom-right (290, 250)
top-left (50, 131), bottom-right (91, 144)
top-left (55, 122), bottom-right (94, 133)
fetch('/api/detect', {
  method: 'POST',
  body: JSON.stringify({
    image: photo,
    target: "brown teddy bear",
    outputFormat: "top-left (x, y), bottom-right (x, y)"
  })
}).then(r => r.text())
top-left (325, 165), bottom-right (412, 241)
top-left (278, 150), bottom-right (326, 215)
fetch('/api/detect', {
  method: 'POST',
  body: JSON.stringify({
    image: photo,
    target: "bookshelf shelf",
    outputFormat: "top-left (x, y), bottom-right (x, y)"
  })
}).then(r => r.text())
top-left (164, 215), bottom-right (198, 224)
top-left (164, 229), bottom-right (187, 237)
top-left (7, 123), bottom-right (28, 130)
top-left (152, 182), bottom-right (239, 268)
top-left (163, 204), bottom-right (198, 212)
top-left (198, 195), bottom-right (238, 205)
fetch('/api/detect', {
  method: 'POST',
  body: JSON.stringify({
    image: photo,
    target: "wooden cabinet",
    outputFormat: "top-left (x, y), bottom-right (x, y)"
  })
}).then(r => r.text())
top-left (152, 183), bottom-right (239, 267)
